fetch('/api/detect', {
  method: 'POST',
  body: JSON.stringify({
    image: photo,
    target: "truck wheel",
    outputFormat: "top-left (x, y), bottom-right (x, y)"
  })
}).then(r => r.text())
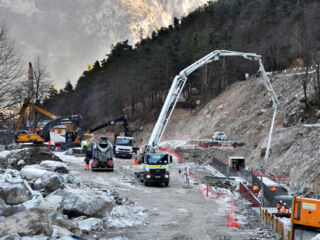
top-left (165, 182), bottom-right (169, 187)
top-left (144, 181), bottom-right (148, 186)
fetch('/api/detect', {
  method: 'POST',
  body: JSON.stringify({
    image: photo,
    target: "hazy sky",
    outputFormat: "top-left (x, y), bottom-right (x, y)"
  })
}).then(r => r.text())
top-left (0, 0), bottom-right (208, 89)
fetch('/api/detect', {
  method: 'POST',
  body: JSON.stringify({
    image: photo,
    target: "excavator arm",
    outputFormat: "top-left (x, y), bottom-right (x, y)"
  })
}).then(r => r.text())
top-left (15, 98), bottom-right (60, 134)
top-left (89, 115), bottom-right (129, 136)
top-left (39, 115), bottom-right (84, 142)
top-left (15, 97), bottom-right (31, 134)
top-left (29, 103), bottom-right (59, 120)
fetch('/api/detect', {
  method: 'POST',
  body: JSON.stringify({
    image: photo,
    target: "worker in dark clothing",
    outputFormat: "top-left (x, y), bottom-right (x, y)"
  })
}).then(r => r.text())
top-left (277, 200), bottom-right (282, 213)
top-left (280, 202), bottom-right (287, 213)
top-left (253, 185), bottom-right (259, 197)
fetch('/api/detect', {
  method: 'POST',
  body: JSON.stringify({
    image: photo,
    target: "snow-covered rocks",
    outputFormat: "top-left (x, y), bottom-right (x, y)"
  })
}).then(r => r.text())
top-left (40, 172), bottom-right (64, 193)
top-left (52, 218), bottom-right (83, 236)
top-left (77, 218), bottom-right (103, 233)
top-left (51, 226), bottom-right (72, 239)
top-left (40, 161), bottom-right (69, 173)
top-left (0, 233), bottom-right (21, 240)
top-left (106, 205), bottom-right (147, 228)
top-left (60, 189), bottom-right (115, 218)
top-left (20, 165), bottom-right (50, 181)
top-left (0, 183), bottom-right (29, 205)
top-left (0, 171), bottom-right (29, 205)
top-left (2, 147), bottom-right (62, 170)
top-left (0, 208), bottom-right (53, 237)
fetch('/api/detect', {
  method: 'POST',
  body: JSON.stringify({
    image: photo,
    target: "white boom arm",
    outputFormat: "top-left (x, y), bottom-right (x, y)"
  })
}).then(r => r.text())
top-left (146, 50), bottom-right (279, 155)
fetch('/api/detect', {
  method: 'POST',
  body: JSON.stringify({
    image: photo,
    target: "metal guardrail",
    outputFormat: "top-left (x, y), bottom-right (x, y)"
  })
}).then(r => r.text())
top-left (210, 158), bottom-right (289, 207)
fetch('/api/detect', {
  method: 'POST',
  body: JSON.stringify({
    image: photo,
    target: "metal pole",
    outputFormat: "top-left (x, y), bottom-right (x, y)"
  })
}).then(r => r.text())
top-left (260, 105), bottom-right (277, 206)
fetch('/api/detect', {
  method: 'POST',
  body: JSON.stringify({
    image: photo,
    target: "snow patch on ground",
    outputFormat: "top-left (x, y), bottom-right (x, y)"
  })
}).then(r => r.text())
top-left (311, 233), bottom-right (320, 240)
top-left (107, 205), bottom-right (147, 228)
top-left (53, 151), bottom-right (85, 163)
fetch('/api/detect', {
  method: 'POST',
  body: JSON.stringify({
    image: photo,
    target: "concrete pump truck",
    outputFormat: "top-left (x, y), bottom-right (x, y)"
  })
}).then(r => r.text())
top-left (135, 50), bottom-right (278, 188)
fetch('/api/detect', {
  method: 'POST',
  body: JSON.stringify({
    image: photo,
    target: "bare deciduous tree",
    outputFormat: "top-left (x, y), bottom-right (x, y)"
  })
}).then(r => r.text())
top-left (0, 22), bottom-right (22, 118)
top-left (32, 56), bottom-right (50, 103)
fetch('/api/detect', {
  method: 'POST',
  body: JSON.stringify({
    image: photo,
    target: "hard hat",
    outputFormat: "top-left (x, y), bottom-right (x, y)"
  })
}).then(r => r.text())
top-left (284, 203), bottom-right (287, 206)
top-left (280, 200), bottom-right (283, 203)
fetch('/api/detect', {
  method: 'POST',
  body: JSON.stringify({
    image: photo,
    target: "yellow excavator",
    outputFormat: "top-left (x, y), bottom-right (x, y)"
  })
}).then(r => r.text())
top-left (15, 97), bottom-right (72, 144)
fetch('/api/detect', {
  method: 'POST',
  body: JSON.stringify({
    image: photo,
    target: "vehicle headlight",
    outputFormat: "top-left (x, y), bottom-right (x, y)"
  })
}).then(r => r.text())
top-left (164, 174), bottom-right (169, 178)
top-left (146, 174), bottom-right (151, 179)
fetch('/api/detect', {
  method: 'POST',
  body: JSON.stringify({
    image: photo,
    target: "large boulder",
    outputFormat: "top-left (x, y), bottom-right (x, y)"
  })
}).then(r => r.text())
top-left (77, 218), bottom-right (103, 233)
top-left (51, 226), bottom-right (72, 239)
top-left (0, 198), bottom-right (25, 217)
top-left (20, 166), bottom-right (50, 181)
top-left (40, 161), bottom-right (69, 173)
top-left (59, 189), bottom-right (114, 218)
top-left (0, 208), bottom-right (53, 237)
top-left (41, 173), bottom-right (64, 193)
top-left (0, 183), bottom-right (29, 205)
top-left (22, 195), bottom-right (64, 221)
top-left (53, 218), bottom-right (83, 236)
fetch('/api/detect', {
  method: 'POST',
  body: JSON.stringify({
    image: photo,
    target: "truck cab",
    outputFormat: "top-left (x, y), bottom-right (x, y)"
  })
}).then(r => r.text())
top-left (115, 136), bottom-right (133, 158)
top-left (134, 152), bottom-right (172, 186)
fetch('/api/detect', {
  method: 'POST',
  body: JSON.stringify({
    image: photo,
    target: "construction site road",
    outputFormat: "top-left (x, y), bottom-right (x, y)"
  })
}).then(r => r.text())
top-left (65, 156), bottom-right (277, 240)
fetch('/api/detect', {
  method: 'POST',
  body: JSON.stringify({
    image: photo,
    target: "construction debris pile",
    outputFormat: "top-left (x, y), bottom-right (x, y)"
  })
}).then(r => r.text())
top-left (1, 147), bottom-right (62, 170)
top-left (0, 147), bottom-right (147, 239)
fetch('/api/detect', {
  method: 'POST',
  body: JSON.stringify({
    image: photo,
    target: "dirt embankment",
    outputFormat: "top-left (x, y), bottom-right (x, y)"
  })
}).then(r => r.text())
top-left (133, 72), bottom-right (320, 198)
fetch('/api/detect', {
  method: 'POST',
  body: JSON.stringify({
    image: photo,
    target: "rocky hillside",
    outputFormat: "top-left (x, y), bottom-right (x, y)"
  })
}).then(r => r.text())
top-left (0, 0), bottom-right (208, 88)
top-left (134, 69), bottom-right (320, 197)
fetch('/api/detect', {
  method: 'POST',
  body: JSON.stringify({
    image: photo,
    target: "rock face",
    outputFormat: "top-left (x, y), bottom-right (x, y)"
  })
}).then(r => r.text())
top-left (77, 218), bottom-right (103, 233)
top-left (60, 189), bottom-right (115, 218)
top-left (0, 208), bottom-right (53, 237)
top-left (0, 0), bottom-right (208, 89)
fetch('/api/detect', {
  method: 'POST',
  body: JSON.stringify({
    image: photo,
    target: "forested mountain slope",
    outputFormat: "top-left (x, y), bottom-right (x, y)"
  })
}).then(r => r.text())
top-left (43, 0), bottom-right (320, 129)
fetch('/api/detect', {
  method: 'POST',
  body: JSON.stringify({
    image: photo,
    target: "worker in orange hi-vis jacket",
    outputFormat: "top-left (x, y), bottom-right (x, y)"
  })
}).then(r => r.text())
top-left (133, 158), bottom-right (138, 165)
